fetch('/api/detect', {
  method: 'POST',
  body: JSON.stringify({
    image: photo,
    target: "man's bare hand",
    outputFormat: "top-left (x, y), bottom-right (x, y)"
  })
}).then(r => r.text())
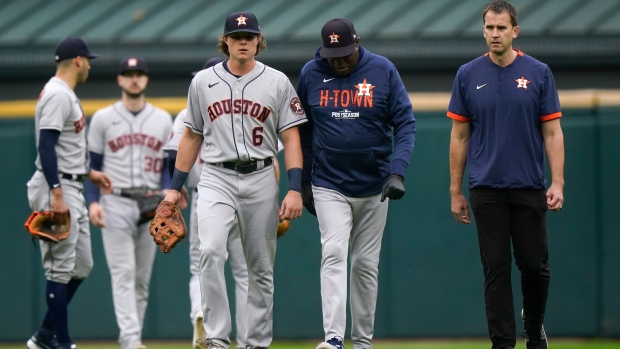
top-left (89, 202), bottom-right (106, 227)
top-left (88, 170), bottom-right (113, 194)
top-left (279, 190), bottom-right (303, 221)
top-left (451, 193), bottom-right (471, 224)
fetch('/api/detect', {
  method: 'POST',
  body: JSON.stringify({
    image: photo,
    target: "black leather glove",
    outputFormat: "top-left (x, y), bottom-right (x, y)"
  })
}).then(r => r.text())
top-left (301, 181), bottom-right (316, 216)
top-left (380, 175), bottom-right (405, 202)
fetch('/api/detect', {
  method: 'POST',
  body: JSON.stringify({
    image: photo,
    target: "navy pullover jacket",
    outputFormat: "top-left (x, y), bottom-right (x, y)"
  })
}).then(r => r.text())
top-left (297, 46), bottom-right (416, 197)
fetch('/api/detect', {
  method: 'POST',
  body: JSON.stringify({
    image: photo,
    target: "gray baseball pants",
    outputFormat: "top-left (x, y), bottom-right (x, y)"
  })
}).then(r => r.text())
top-left (314, 185), bottom-right (388, 349)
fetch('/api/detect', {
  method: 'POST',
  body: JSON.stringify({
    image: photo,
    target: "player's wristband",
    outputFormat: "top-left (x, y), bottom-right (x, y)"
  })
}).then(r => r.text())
top-left (287, 168), bottom-right (302, 193)
top-left (170, 168), bottom-right (189, 192)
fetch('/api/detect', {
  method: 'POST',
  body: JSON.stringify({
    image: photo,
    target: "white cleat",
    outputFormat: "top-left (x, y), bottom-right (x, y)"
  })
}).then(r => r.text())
top-left (193, 311), bottom-right (207, 349)
top-left (195, 337), bottom-right (226, 349)
top-left (316, 336), bottom-right (345, 349)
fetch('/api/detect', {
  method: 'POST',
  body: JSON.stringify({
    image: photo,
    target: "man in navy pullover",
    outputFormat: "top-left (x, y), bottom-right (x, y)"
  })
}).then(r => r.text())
top-left (297, 18), bottom-right (416, 349)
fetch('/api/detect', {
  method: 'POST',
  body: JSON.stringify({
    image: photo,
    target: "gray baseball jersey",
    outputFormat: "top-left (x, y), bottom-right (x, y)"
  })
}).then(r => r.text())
top-left (165, 106), bottom-right (283, 348)
top-left (34, 77), bottom-right (89, 175)
top-left (88, 101), bottom-right (172, 189)
top-left (27, 77), bottom-right (92, 283)
top-left (184, 60), bottom-right (306, 348)
top-left (165, 108), bottom-right (284, 189)
top-left (163, 108), bottom-right (202, 188)
top-left (87, 101), bottom-right (172, 348)
top-left (185, 61), bottom-right (306, 162)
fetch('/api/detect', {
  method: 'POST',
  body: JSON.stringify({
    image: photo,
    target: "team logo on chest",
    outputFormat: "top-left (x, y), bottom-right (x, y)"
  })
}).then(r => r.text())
top-left (355, 78), bottom-right (375, 96)
top-left (207, 98), bottom-right (271, 123)
top-left (108, 133), bottom-right (163, 153)
top-left (320, 78), bottom-right (375, 108)
top-left (73, 115), bottom-right (86, 133)
top-left (515, 75), bottom-right (530, 89)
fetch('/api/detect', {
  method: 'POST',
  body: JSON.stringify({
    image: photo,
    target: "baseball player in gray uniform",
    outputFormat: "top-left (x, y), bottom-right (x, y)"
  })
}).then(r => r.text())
top-left (163, 12), bottom-right (307, 349)
top-left (26, 36), bottom-right (112, 349)
top-left (85, 57), bottom-right (173, 349)
top-left (165, 57), bottom-right (249, 349)
top-left (166, 104), bottom-right (249, 349)
top-left (165, 56), bottom-right (286, 348)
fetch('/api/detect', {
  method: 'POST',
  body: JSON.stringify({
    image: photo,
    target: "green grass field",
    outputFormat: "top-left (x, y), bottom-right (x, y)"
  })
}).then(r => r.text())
top-left (1, 339), bottom-right (618, 349)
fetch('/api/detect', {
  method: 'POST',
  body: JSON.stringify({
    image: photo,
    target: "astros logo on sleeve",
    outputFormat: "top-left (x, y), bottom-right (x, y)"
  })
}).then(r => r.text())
top-left (290, 97), bottom-right (304, 115)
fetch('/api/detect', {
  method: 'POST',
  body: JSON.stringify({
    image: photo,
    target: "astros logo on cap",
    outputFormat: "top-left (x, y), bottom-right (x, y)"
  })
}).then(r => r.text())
top-left (127, 58), bottom-right (138, 67)
top-left (236, 15), bottom-right (248, 26)
top-left (329, 32), bottom-right (340, 44)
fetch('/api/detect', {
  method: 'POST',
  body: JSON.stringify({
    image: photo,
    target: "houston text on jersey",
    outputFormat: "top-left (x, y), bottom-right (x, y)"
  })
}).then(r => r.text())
top-left (207, 98), bottom-right (270, 123)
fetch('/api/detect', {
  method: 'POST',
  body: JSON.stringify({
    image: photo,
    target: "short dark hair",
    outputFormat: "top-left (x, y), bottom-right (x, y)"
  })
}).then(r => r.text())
top-left (217, 34), bottom-right (267, 57)
top-left (483, 0), bottom-right (518, 27)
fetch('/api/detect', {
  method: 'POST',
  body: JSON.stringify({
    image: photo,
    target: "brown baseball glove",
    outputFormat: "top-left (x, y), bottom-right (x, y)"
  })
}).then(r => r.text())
top-left (149, 201), bottom-right (187, 253)
top-left (277, 219), bottom-right (290, 238)
top-left (24, 211), bottom-right (71, 243)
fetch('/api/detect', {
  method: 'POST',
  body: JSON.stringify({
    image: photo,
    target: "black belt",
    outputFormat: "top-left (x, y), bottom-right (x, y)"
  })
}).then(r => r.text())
top-left (210, 158), bottom-right (273, 175)
top-left (59, 172), bottom-right (86, 182)
top-left (114, 188), bottom-right (151, 198)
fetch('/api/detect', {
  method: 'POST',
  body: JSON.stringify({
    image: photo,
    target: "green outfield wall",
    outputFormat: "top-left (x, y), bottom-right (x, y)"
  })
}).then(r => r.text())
top-left (1, 106), bottom-right (619, 342)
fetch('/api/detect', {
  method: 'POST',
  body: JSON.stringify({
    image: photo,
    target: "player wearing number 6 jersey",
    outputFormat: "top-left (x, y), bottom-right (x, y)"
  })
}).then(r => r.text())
top-left (86, 57), bottom-right (173, 349)
top-left (163, 11), bottom-right (307, 349)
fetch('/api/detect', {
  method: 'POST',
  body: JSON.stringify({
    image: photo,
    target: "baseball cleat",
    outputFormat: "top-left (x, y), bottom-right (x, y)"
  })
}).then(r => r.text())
top-left (26, 331), bottom-right (59, 349)
top-left (193, 311), bottom-right (207, 349)
top-left (56, 344), bottom-right (75, 349)
top-left (522, 309), bottom-right (548, 349)
top-left (195, 337), bottom-right (226, 349)
top-left (316, 336), bottom-right (345, 349)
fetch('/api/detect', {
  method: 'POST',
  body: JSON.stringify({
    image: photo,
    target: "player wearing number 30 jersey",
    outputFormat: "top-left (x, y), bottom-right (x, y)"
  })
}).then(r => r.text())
top-left (86, 57), bottom-right (172, 349)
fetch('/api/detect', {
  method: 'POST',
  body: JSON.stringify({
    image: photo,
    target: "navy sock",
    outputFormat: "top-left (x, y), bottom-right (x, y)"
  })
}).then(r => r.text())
top-left (35, 326), bottom-right (54, 339)
top-left (67, 278), bottom-right (83, 301)
top-left (44, 280), bottom-right (71, 344)
top-left (40, 278), bottom-right (83, 334)
top-left (40, 312), bottom-right (54, 334)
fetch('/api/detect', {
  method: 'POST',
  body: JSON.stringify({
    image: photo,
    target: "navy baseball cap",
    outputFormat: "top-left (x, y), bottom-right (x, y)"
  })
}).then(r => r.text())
top-left (224, 12), bottom-right (261, 35)
top-left (320, 18), bottom-right (358, 58)
top-left (119, 57), bottom-right (148, 75)
top-left (192, 57), bottom-right (225, 76)
top-left (54, 36), bottom-right (100, 62)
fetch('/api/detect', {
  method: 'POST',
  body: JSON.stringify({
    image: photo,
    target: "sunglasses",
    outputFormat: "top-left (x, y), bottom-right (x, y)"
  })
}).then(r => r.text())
top-left (228, 32), bottom-right (257, 41)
